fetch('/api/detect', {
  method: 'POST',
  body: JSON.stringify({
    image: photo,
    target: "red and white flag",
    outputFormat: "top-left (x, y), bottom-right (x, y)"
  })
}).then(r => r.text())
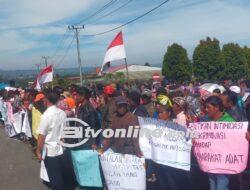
top-left (34, 65), bottom-right (53, 90)
top-left (101, 31), bottom-right (126, 72)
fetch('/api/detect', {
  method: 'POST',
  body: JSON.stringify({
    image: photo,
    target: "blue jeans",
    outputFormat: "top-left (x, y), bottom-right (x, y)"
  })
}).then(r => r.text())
top-left (208, 174), bottom-right (230, 190)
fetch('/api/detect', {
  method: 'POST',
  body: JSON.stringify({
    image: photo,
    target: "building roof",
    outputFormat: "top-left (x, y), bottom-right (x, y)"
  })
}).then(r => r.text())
top-left (104, 64), bottom-right (161, 73)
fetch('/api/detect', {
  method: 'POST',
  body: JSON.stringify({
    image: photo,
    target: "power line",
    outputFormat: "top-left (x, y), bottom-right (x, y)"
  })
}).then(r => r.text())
top-left (90, 0), bottom-right (134, 23)
top-left (50, 29), bottom-right (70, 59)
top-left (75, 0), bottom-right (118, 25)
top-left (83, 0), bottom-right (170, 36)
top-left (54, 36), bottom-right (75, 68)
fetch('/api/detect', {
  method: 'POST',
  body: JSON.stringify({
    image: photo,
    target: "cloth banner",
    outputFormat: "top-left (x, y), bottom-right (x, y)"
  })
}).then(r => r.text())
top-left (138, 117), bottom-right (192, 171)
top-left (71, 150), bottom-right (103, 187)
top-left (22, 110), bottom-right (32, 138)
top-left (12, 110), bottom-right (32, 137)
top-left (100, 151), bottom-right (146, 190)
top-left (189, 122), bottom-right (249, 174)
top-left (5, 123), bottom-right (17, 137)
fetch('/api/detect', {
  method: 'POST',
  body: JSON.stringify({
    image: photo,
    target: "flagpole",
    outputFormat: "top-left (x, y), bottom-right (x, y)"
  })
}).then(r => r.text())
top-left (124, 58), bottom-right (129, 81)
top-left (51, 64), bottom-right (54, 90)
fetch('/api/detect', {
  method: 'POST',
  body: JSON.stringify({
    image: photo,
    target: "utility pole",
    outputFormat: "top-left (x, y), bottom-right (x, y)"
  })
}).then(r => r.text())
top-left (42, 56), bottom-right (50, 67)
top-left (35, 63), bottom-right (41, 73)
top-left (68, 25), bottom-right (84, 86)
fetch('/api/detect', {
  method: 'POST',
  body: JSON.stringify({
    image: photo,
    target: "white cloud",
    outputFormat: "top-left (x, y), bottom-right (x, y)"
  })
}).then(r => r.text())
top-left (0, 31), bottom-right (36, 52)
top-left (1, 0), bottom-right (250, 69)
top-left (0, 0), bottom-right (95, 28)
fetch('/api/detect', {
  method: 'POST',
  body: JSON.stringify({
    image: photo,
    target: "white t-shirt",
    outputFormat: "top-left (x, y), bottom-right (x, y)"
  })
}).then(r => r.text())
top-left (37, 105), bottom-right (66, 157)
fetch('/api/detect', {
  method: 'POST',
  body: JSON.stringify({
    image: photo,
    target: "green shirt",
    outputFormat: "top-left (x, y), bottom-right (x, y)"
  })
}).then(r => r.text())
top-left (217, 112), bottom-right (235, 122)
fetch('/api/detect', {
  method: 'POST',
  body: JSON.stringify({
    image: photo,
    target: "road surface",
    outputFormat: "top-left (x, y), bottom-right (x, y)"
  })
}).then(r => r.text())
top-left (0, 127), bottom-right (46, 190)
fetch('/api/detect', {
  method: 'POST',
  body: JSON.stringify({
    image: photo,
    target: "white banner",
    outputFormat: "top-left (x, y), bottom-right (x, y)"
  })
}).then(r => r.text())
top-left (100, 151), bottom-right (146, 190)
top-left (138, 117), bottom-right (192, 171)
top-left (12, 111), bottom-right (32, 138)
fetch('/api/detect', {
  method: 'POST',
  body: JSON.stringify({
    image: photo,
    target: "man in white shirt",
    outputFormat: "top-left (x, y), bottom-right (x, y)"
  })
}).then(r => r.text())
top-left (36, 92), bottom-right (66, 190)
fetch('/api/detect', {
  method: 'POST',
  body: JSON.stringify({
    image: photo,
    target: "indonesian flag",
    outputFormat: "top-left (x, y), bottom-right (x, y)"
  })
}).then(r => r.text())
top-left (34, 65), bottom-right (53, 90)
top-left (101, 31), bottom-right (126, 72)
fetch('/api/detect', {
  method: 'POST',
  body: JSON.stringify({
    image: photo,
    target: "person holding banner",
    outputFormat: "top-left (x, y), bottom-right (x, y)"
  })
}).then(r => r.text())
top-left (104, 95), bottom-right (142, 156)
top-left (156, 95), bottom-right (193, 190)
top-left (204, 96), bottom-right (235, 190)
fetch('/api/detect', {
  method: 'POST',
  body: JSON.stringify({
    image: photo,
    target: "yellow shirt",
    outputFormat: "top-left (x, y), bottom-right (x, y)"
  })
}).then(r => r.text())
top-left (32, 107), bottom-right (42, 140)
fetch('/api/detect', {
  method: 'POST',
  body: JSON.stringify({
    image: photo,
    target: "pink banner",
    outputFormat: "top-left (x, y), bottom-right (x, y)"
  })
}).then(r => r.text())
top-left (189, 122), bottom-right (249, 174)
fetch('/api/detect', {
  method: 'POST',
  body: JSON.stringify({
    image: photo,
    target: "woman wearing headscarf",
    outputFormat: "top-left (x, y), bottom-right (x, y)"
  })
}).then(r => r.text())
top-left (172, 97), bottom-right (188, 127)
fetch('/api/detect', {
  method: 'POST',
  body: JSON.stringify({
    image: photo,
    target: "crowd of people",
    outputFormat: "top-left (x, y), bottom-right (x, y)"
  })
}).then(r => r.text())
top-left (1, 79), bottom-right (250, 190)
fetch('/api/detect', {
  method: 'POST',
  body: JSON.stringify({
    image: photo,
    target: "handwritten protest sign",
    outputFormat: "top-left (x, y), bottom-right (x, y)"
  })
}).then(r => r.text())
top-left (100, 151), bottom-right (146, 190)
top-left (189, 122), bottom-right (249, 174)
top-left (71, 150), bottom-right (103, 187)
top-left (5, 123), bottom-right (17, 137)
top-left (138, 117), bottom-right (192, 171)
top-left (6, 111), bottom-right (31, 138)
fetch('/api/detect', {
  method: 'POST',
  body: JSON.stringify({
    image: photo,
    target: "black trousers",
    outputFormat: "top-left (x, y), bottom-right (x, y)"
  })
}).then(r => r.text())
top-left (154, 163), bottom-right (193, 190)
top-left (44, 155), bottom-right (64, 190)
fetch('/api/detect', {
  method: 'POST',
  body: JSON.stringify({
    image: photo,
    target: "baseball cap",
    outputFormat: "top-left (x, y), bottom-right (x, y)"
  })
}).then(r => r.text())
top-left (115, 96), bottom-right (128, 105)
top-left (104, 85), bottom-right (115, 95)
top-left (34, 93), bottom-right (45, 102)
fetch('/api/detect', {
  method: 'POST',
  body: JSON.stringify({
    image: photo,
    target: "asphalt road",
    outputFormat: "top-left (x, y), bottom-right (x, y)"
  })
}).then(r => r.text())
top-left (0, 127), bottom-right (46, 190)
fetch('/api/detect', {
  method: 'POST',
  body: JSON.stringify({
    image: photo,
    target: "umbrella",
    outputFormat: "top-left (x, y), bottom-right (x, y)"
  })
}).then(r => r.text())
top-left (199, 83), bottom-right (226, 93)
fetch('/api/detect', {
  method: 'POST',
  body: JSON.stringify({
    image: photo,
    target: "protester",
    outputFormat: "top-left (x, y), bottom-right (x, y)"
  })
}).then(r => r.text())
top-left (220, 90), bottom-right (246, 121)
top-left (204, 96), bottom-right (235, 190)
top-left (32, 93), bottom-right (46, 140)
top-left (128, 90), bottom-right (149, 117)
top-left (154, 94), bottom-right (173, 120)
top-left (172, 97), bottom-right (188, 127)
top-left (213, 88), bottom-right (221, 96)
top-left (104, 96), bottom-right (142, 156)
top-left (141, 89), bottom-right (155, 117)
top-left (1, 79), bottom-right (250, 190)
top-left (75, 87), bottom-right (100, 149)
top-left (36, 92), bottom-right (67, 190)
top-left (101, 85), bottom-right (116, 130)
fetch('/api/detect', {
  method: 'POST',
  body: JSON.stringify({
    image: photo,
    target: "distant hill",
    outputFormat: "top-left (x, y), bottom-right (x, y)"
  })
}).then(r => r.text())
top-left (0, 67), bottom-right (95, 80)
top-left (0, 63), bottom-right (162, 80)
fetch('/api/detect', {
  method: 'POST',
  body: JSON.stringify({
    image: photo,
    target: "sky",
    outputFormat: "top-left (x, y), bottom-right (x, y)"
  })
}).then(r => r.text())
top-left (0, 0), bottom-right (250, 70)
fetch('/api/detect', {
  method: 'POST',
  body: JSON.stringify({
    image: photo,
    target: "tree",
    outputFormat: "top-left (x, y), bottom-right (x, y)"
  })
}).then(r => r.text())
top-left (243, 46), bottom-right (250, 77)
top-left (162, 43), bottom-right (192, 82)
top-left (144, 62), bottom-right (151, 66)
top-left (52, 76), bottom-right (71, 87)
top-left (222, 43), bottom-right (248, 80)
top-left (193, 37), bottom-right (224, 81)
top-left (115, 72), bottom-right (125, 80)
